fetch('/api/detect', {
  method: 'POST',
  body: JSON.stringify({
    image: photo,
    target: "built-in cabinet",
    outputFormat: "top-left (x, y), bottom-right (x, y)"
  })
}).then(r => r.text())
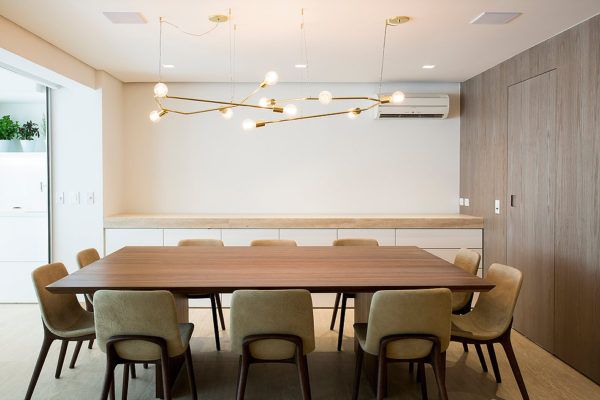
top-left (460, 14), bottom-right (600, 383)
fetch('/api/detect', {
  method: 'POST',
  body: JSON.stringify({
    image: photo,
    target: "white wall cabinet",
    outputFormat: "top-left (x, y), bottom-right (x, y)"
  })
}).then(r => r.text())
top-left (395, 229), bottom-right (482, 248)
top-left (338, 229), bottom-right (396, 246)
top-left (279, 229), bottom-right (337, 246)
top-left (105, 228), bottom-right (163, 254)
top-left (221, 229), bottom-right (279, 246)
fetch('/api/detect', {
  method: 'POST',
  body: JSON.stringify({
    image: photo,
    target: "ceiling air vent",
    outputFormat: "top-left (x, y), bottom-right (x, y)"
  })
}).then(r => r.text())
top-left (103, 12), bottom-right (147, 24)
top-left (470, 12), bottom-right (522, 25)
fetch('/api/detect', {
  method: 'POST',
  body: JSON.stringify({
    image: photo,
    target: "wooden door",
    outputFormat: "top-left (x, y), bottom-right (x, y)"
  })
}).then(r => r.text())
top-left (507, 70), bottom-right (556, 351)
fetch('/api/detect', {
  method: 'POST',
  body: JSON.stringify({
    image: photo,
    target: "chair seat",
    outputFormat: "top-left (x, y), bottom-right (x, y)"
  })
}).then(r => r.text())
top-left (451, 314), bottom-right (502, 341)
top-left (47, 310), bottom-right (95, 338)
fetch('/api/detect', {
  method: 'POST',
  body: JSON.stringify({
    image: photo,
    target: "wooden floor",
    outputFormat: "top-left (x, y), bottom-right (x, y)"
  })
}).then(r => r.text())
top-left (0, 304), bottom-right (598, 399)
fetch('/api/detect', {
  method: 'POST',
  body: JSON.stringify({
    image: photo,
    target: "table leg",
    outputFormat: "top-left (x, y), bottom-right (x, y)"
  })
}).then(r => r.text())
top-left (355, 293), bottom-right (378, 393)
top-left (173, 294), bottom-right (189, 323)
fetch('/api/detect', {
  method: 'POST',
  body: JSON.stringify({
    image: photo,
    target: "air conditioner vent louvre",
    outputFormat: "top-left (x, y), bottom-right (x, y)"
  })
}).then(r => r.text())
top-left (376, 93), bottom-right (449, 119)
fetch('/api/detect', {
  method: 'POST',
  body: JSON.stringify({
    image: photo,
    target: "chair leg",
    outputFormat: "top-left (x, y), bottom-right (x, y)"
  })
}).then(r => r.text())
top-left (337, 294), bottom-right (348, 351)
top-left (122, 364), bottom-right (130, 400)
top-left (100, 359), bottom-right (116, 400)
top-left (155, 362), bottom-right (164, 399)
top-left (501, 335), bottom-right (529, 400)
top-left (487, 343), bottom-right (502, 383)
top-left (69, 340), bottom-right (83, 369)
top-left (143, 363), bottom-right (148, 369)
top-left (130, 363), bottom-right (137, 379)
top-left (297, 354), bottom-right (312, 400)
top-left (462, 343), bottom-right (469, 352)
top-left (185, 346), bottom-right (199, 400)
top-left (236, 354), bottom-right (250, 400)
top-left (418, 362), bottom-right (428, 400)
top-left (409, 361), bottom-right (414, 374)
top-left (376, 353), bottom-right (387, 400)
top-left (352, 346), bottom-right (364, 400)
top-left (431, 351), bottom-right (448, 400)
top-left (160, 356), bottom-right (172, 400)
top-left (475, 343), bottom-right (488, 372)
top-left (330, 292), bottom-right (341, 330)
top-left (210, 294), bottom-right (221, 351)
top-left (55, 340), bottom-right (69, 378)
top-left (215, 294), bottom-right (226, 330)
top-left (25, 333), bottom-right (53, 400)
top-left (88, 338), bottom-right (94, 349)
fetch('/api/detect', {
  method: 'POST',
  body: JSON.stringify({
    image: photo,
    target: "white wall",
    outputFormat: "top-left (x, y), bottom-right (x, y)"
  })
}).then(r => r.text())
top-left (121, 82), bottom-right (460, 214)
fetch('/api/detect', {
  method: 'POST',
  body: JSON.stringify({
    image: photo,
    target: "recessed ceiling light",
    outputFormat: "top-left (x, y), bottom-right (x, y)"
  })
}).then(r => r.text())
top-left (470, 12), bottom-right (522, 25)
top-left (422, 65), bottom-right (436, 69)
top-left (163, 64), bottom-right (175, 69)
top-left (103, 12), bottom-right (147, 24)
top-left (295, 64), bottom-right (307, 69)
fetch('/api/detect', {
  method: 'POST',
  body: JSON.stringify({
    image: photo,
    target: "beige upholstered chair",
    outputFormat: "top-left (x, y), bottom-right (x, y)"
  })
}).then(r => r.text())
top-left (250, 239), bottom-right (298, 246)
top-left (230, 289), bottom-right (315, 400)
top-left (76, 248), bottom-right (100, 345)
top-left (94, 290), bottom-right (197, 400)
top-left (451, 249), bottom-right (481, 313)
top-left (177, 238), bottom-right (226, 350)
top-left (451, 263), bottom-right (529, 399)
top-left (331, 238), bottom-right (379, 351)
top-left (353, 289), bottom-right (452, 400)
top-left (26, 263), bottom-right (96, 400)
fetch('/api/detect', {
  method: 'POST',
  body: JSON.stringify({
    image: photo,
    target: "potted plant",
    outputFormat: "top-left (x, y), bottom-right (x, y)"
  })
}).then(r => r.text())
top-left (0, 115), bottom-right (22, 152)
top-left (18, 120), bottom-right (40, 152)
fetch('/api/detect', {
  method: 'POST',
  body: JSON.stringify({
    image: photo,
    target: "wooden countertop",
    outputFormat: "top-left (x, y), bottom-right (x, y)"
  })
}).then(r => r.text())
top-left (104, 213), bottom-right (483, 229)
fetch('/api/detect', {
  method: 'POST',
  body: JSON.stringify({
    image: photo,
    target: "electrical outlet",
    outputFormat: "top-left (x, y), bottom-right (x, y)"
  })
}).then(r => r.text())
top-left (464, 198), bottom-right (470, 207)
top-left (86, 192), bottom-right (95, 205)
top-left (68, 192), bottom-right (80, 205)
top-left (495, 199), bottom-right (501, 214)
top-left (56, 192), bottom-right (64, 204)
top-left (459, 197), bottom-right (465, 206)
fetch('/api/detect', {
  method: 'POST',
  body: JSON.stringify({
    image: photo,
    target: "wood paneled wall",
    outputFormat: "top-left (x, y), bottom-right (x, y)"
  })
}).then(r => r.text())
top-left (460, 14), bottom-right (600, 383)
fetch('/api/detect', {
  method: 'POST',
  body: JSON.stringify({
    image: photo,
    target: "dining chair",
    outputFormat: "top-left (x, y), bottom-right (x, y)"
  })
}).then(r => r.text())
top-left (250, 239), bottom-right (298, 246)
top-left (94, 290), bottom-right (198, 400)
top-left (330, 238), bottom-right (379, 351)
top-left (231, 289), bottom-right (315, 400)
top-left (178, 238), bottom-right (226, 351)
top-left (25, 263), bottom-right (96, 400)
top-left (451, 263), bottom-right (529, 400)
top-left (352, 288), bottom-right (452, 400)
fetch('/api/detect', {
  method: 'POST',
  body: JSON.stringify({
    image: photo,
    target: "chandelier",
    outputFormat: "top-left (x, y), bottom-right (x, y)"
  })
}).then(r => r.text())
top-left (149, 12), bottom-right (409, 130)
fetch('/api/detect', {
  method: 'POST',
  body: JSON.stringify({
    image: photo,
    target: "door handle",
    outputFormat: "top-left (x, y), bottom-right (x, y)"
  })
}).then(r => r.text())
top-left (510, 195), bottom-right (516, 207)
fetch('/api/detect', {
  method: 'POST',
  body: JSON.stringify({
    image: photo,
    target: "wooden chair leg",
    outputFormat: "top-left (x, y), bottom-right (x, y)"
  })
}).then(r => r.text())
top-left (185, 347), bottom-right (199, 400)
top-left (337, 294), bottom-right (348, 351)
top-left (418, 362), bottom-right (428, 400)
top-left (88, 338), bottom-right (94, 349)
top-left (110, 381), bottom-right (115, 400)
top-left (487, 343), bottom-right (502, 383)
top-left (352, 346), bottom-right (364, 400)
top-left (25, 334), bottom-right (53, 400)
top-left (122, 364), bottom-right (130, 400)
top-left (462, 343), bottom-right (469, 352)
top-left (297, 354), bottom-right (312, 400)
top-left (215, 294), bottom-right (226, 330)
top-left (69, 340), bottom-right (83, 369)
top-left (236, 354), bottom-right (250, 400)
top-left (130, 363), bottom-right (137, 379)
top-left (210, 294), bottom-right (221, 351)
top-left (409, 361), bottom-right (414, 374)
top-left (501, 335), bottom-right (529, 400)
top-left (55, 340), bottom-right (69, 378)
top-left (160, 356), bottom-right (172, 400)
top-left (475, 343), bottom-right (488, 372)
top-left (376, 352), bottom-right (387, 400)
top-left (100, 359), bottom-right (115, 400)
top-left (155, 362), bottom-right (164, 399)
top-left (330, 292), bottom-right (341, 330)
top-left (143, 363), bottom-right (148, 369)
top-left (431, 351), bottom-right (448, 400)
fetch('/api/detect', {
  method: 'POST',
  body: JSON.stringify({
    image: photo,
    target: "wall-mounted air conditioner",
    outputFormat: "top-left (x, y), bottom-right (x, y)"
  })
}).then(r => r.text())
top-left (376, 93), bottom-right (449, 119)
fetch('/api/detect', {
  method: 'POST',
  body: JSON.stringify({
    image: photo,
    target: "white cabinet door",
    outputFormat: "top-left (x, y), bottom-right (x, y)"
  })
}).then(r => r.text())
top-left (163, 229), bottom-right (222, 246)
top-left (0, 213), bottom-right (48, 261)
top-left (395, 229), bottom-right (482, 248)
top-left (105, 229), bottom-right (164, 255)
top-left (0, 261), bottom-right (43, 302)
top-left (337, 229), bottom-right (395, 246)
top-left (221, 229), bottom-right (279, 246)
top-left (279, 229), bottom-right (337, 246)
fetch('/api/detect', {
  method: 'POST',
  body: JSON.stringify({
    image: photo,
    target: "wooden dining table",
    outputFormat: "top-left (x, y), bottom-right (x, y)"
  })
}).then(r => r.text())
top-left (47, 245), bottom-right (494, 393)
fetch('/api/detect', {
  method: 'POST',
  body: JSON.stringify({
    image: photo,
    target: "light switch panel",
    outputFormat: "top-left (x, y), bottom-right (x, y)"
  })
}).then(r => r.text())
top-left (464, 198), bottom-right (470, 207)
top-left (495, 199), bottom-right (501, 214)
top-left (86, 192), bottom-right (95, 205)
top-left (459, 197), bottom-right (465, 206)
top-left (68, 192), bottom-right (80, 205)
top-left (56, 192), bottom-right (64, 204)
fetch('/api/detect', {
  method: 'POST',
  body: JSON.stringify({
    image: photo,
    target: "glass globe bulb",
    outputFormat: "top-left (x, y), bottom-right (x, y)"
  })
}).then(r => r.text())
top-left (153, 82), bottom-right (168, 98)
top-left (242, 118), bottom-right (256, 131)
top-left (318, 90), bottom-right (333, 105)
top-left (283, 104), bottom-right (298, 116)
top-left (391, 90), bottom-right (405, 104)
top-left (220, 108), bottom-right (233, 120)
top-left (149, 110), bottom-right (161, 123)
top-left (264, 71), bottom-right (279, 86)
top-left (347, 108), bottom-right (361, 120)
top-left (258, 97), bottom-right (270, 107)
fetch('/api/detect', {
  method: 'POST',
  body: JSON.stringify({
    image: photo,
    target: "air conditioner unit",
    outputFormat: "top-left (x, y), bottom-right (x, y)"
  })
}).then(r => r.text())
top-left (376, 93), bottom-right (449, 119)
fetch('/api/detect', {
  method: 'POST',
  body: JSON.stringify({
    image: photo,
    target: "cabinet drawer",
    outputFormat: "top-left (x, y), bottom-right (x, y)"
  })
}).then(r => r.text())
top-left (163, 229), bottom-right (222, 246)
top-left (279, 229), bottom-right (337, 246)
top-left (395, 229), bottom-right (482, 248)
top-left (104, 229), bottom-right (164, 254)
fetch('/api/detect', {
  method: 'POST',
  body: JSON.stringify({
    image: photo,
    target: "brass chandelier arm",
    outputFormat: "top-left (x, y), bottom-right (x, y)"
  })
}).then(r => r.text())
top-left (261, 102), bottom-right (381, 126)
top-left (161, 96), bottom-right (272, 111)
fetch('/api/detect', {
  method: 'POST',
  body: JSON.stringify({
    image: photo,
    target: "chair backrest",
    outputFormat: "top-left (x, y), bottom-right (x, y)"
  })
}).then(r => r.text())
top-left (451, 249), bottom-right (481, 311)
top-left (333, 238), bottom-right (379, 247)
top-left (177, 239), bottom-right (224, 247)
top-left (76, 248), bottom-right (100, 269)
top-left (250, 239), bottom-right (297, 247)
top-left (230, 289), bottom-right (315, 360)
top-left (94, 290), bottom-right (186, 361)
top-left (31, 263), bottom-right (86, 334)
top-left (364, 288), bottom-right (452, 359)
top-left (468, 263), bottom-right (523, 336)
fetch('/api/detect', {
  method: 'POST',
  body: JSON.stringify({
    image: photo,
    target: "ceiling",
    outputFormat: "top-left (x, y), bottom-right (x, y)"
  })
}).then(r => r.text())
top-left (1, 0), bottom-right (599, 83)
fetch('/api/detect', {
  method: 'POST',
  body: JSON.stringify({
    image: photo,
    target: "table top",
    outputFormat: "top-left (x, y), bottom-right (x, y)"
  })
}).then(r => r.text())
top-left (47, 246), bottom-right (494, 294)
